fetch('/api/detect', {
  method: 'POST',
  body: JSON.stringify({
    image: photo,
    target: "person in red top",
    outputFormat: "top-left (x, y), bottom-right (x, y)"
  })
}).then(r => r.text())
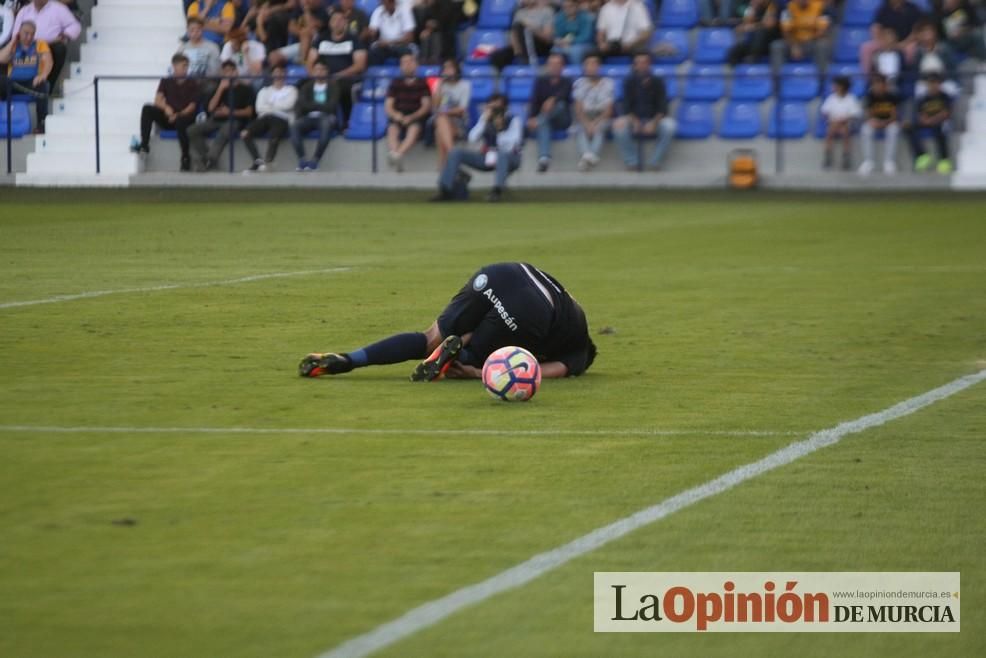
top-left (384, 51), bottom-right (431, 172)
top-left (132, 53), bottom-right (200, 172)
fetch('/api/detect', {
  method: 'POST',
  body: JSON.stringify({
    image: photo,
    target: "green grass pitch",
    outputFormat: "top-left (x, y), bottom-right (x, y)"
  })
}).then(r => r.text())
top-left (1, 190), bottom-right (984, 657)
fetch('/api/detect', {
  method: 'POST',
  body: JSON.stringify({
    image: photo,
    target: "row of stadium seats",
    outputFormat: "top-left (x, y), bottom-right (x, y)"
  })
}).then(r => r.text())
top-left (467, 25), bottom-right (873, 65)
top-left (0, 102), bottom-right (32, 139)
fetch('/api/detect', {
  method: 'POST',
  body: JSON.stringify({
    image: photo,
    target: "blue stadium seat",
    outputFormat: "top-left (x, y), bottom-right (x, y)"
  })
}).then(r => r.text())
top-left (659, 0), bottom-right (699, 28)
top-left (842, 0), bottom-right (882, 26)
top-left (356, 0), bottom-right (380, 15)
top-left (0, 101), bottom-right (31, 137)
top-left (675, 101), bottom-right (715, 139)
top-left (509, 101), bottom-right (529, 125)
top-left (464, 65), bottom-right (497, 101)
top-left (360, 65), bottom-right (400, 101)
top-left (502, 65), bottom-right (537, 102)
top-left (834, 27), bottom-right (869, 63)
top-left (467, 30), bottom-right (508, 63)
top-left (418, 65), bottom-right (441, 78)
top-left (779, 63), bottom-right (819, 100)
top-left (477, 0), bottom-right (516, 30)
top-left (602, 64), bottom-right (631, 100)
top-left (719, 101), bottom-right (762, 138)
top-left (651, 65), bottom-right (679, 99)
top-left (825, 63), bottom-right (866, 97)
top-left (767, 101), bottom-right (809, 138)
top-left (730, 64), bottom-right (772, 100)
top-left (683, 65), bottom-right (726, 101)
top-left (652, 28), bottom-right (690, 64)
top-left (286, 64), bottom-right (308, 85)
top-left (346, 102), bottom-right (388, 140)
top-left (563, 64), bottom-right (583, 79)
top-left (693, 28), bottom-right (735, 64)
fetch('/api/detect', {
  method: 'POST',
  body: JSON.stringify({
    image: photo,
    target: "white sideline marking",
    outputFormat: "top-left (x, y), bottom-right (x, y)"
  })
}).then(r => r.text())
top-left (0, 267), bottom-right (352, 310)
top-left (316, 370), bottom-right (986, 658)
top-left (0, 426), bottom-right (795, 438)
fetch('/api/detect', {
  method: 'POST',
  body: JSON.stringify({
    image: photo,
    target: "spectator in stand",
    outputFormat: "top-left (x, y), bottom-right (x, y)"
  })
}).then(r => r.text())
top-left (770, 0), bottom-right (830, 70)
top-left (11, 0), bottom-right (80, 87)
top-left (0, 20), bottom-right (52, 132)
top-left (268, 0), bottom-right (328, 67)
top-left (180, 17), bottom-right (222, 79)
top-left (0, 2), bottom-right (14, 50)
top-left (528, 52), bottom-right (572, 172)
top-left (367, 0), bottom-right (415, 66)
top-left (243, 0), bottom-right (296, 52)
top-left (220, 26), bottom-right (267, 78)
top-left (413, 0), bottom-right (462, 64)
top-left (933, 0), bottom-right (985, 60)
top-left (819, 75), bottom-right (862, 170)
top-left (187, 58), bottom-right (256, 171)
top-left (241, 63), bottom-right (298, 171)
top-left (613, 51), bottom-right (676, 170)
top-left (429, 57), bottom-right (471, 170)
top-left (290, 59), bottom-right (339, 171)
top-left (911, 18), bottom-right (958, 95)
top-left (572, 52), bottom-right (614, 171)
top-left (308, 10), bottom-right (367, 124)
top-left (334, 0), bottom-right (371, 43)
top-left (432, 93), bottom-right (523, 203)
top-left (490, 0), bottom-right (556, 69)
top-left (553, 0), bottom-right (595, 66)
top-left (595, 0), bottom-right (652, 60)
top-left (859, 0), bottom-right (926, 75)
top-left (131, 53), bottom-right (199, 171)
top-left (187, 0), bottom-right (236, 47)
top-left (726, 0), bottom-right (779, 66)
top-left (699, 0), bottom-right (738, 26)
top-left (384, 51), bottom-right (431, 171)
top-left (907, 72), bottom-right (953, 173)
top-left (858, 73), bottom-right (901, 175)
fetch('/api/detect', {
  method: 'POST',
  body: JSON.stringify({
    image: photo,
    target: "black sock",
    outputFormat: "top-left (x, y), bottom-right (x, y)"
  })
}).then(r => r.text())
top-left (347, 332), bottom-right (428, 368)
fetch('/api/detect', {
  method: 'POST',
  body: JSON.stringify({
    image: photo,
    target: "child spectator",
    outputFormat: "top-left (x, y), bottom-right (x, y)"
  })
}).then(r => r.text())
top-left (572, 52), bottom-right (614, 171)
top-left (429, 58), bottom-right (471, 170)
top-left (186, 0), bottom-right (236, 47)
top-left (220, 26), bottom-right (267, 78)
top-left (384, 51), bottom-right (431, 171)
top-left (727, 0), bottom-right (779, 66)
top-left (907, 72), bottom-right (953, 174)
top-left (290, 60), bottom-right (339, 171)
top-left (528, 52), bottom-right (572, 172)
top-left (553, 0), bottom-right (595, 66)
top-left (241, 63), bottom-right (298, 172)
top-left (595, 0), bottom-right (653, 60)
top-left (131, 53), bottom-right (200, 171)
top-left (367, 0), bottom-right (415, 66)
top-left (858, 73), bottom-right (901, 176)
top-left (613, 51), bottom-right (676, 170)
top-left (819, 75), bottom-right (862, 170)
top-left (187, 59), bottom-right (255, 171)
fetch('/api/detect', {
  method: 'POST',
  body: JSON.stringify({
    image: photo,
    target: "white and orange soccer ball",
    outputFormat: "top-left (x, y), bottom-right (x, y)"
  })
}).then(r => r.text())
top-left (482, 346), bottom-right (541, 402)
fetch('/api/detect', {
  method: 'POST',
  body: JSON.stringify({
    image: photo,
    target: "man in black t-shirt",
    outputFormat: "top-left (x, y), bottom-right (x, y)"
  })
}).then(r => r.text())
top-left (907, 73), bottom-right (953, 174)
top-left (187, 59), bottom-right (256, 171)
top-left (133, 53), bottom-right (200, 171)
top-left (858, 73), bottom-right (901, 176)
top-left (308, 11), bottom-right (367, 122)
top-left (299, 262), bottom-right (597, 381)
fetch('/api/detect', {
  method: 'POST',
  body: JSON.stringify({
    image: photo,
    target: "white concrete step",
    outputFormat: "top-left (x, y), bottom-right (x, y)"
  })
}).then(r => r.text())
top-left (35, 132), bottom-right (135, 153)
top-left (86, 27), bottom-right (184, 49)
top-left (91, 5), bottom-right (186, 29)
top-left (80, 44), bottom-right (182, 67)
top-left (26, 151), bottom-right (139, 175)
top-left (17, 172), bottom-right (133, 187)
top-left (45, 114), bottom-right (138, 137)
top-left (74, 61), bottom-right (170, 78)
top-left (62, 78), bottom-right (160, 101)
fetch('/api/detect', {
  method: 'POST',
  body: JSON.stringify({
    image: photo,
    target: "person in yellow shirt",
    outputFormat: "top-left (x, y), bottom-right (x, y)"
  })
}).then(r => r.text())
top-left (186, 0), bottom-right (236, 46)
top-left (770, 0), bottom-right (831, 69)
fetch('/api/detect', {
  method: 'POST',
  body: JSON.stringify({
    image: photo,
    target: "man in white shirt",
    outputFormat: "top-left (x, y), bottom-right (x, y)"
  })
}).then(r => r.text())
top-left (367, 0), bottom-right (416, 66)
top-left (0, 1), bottom-right (15, 50)
top-left (12, 0), bottom-right (81, 86)
top-left (595, 0), bottom-right (653, 59)
top-left (433, 93), bottom-right (523, 203)
top-left (241, 64), bottom-right (298, 172)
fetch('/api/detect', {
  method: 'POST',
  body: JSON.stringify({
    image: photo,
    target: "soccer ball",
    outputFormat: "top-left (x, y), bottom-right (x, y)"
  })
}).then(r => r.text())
top-left (482, 346), bottom-right (541, 402)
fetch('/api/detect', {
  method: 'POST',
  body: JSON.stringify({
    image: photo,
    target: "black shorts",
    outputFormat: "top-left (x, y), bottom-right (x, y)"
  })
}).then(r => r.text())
top-left (437, 263), bottom-right (554, 367)
top-left (388, 119), bottom-right (425, 135)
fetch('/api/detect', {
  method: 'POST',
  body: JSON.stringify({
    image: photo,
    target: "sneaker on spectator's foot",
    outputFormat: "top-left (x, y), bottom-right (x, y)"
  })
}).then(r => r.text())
top-left (857, 160), bottom-right (874, 176)
top-left (296, 160), bottom-right (306, 172)
top-left (387, 150), bottom-right (399, 169)
top-left (180, 156), bottom-right (191, 172)
top-left (409, 335), bottom-right (462, 382)
top-left (936, 159), bottom-right (953, 174)
top-left (259, 161), bottom-right (270, 172)
top-left (203, 157), bottom-right (216, 171)
top-left (306, 160), bottom-right (320, 171)
top-left (244, 159), bottom-right (264, 174)
top-left (883, 160), bottom-right (897, 175)
top-left (914, 154), bottom-right (932, 172)
top-left (298, 352), bottom-right (354, 378)
top-left (487, 186), bottom-right (503, 203)
top-left (429, 186), bottom-right (453, 202)
top-left (586, 152), bottom-right (600, 167)
top-left (577, 156), bottom-right (590, 172)
top-left (537, 156), bottom-right (550, 173)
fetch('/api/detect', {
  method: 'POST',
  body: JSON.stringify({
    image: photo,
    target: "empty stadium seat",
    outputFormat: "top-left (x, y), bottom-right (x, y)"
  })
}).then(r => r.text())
top-left (730, 64), bottom-right (772, 100)
top-left (286, 64), bottom-right (308, 84)
top-left (825, 63), bottom-right (866, 97)
top-left (467, 30), bottom-right (508, 63)
top-left (659, 0), bottom-right (699, 28)
top-left (652, 65), bottom-right (679, 99)
top-left (652, 28), bottom-right (690, 64)
top-left (361, 65), bottom-right (400, 101)
top-left (356, 0), bottom-right (380, 15)
top-left (346, 102), bottom-right (388, 140)
top-left (503, 65), bottom-right (537, 102)
top-left (676, 101), bottom-right (715, 139)
top-left (477, 0), bottom-right (515, 30)
top-left (834, 27), bottom-right (869, 63)
top-left (767, 101), bottom-right (809, 138)
top-left (842, 0), bottom-right (882, 26)
top-left (693, 28), bottom-right (735, 64)
top-left (719, 101), bottom-right (762, 138)
top-left (779, 63), bottom-right (819, 100)
top-left (683, 65), bottom-right (726, 101)
top-left (464, 65), bottom-right (497, 101)
top-left (0, 101), bottom-right (31, 138)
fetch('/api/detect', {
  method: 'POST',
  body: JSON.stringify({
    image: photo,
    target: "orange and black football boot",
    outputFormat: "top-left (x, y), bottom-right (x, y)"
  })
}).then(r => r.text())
top-left (409, 335), bottom-right (463, 382)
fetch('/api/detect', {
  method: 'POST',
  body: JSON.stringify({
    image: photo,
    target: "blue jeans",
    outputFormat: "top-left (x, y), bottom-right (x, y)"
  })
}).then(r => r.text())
top-left (614, 116), bottom-right (677, 168)
top-left (439, 147), bottom-right (521, 190)
top-left (575, 119), bottom-right (609, 159)
top-left (290, 113), bottom-right (336, 162)
top-left (552, 42), bottom-right (592, 67)
top-left (534, 101), bottom-right (570, 161)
